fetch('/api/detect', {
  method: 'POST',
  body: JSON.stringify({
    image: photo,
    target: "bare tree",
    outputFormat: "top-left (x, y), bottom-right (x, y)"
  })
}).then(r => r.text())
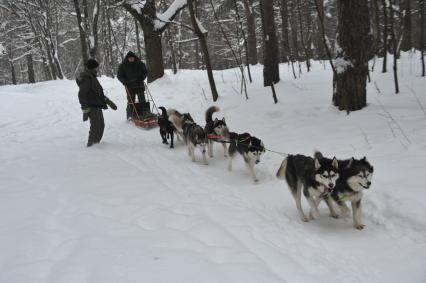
top-left (120, 0), bottom-right (187, 82)
top-left (420, 0), bottom-right (425, 76)
top-left (241, 0), bottom-right (257, 65)
top-left (381, 0), bottom-right (389, 73)
top-left (389, 0), bottom-right (400, 94)
top-left (187, 0), bottom-right (218, 101)
top-left (333, 0), bottom-right (370, 112)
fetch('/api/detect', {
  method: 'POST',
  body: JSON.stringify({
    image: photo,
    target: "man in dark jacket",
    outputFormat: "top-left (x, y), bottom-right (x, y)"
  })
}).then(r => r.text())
top-left (117, 51), bottom-right (148, 119)
top-left (77, 59), bottom-right (115, 147)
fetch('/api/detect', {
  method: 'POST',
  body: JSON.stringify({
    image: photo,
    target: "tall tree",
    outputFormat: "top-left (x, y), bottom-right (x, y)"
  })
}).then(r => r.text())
top-left (187, 0), bottom-right (219, 101)
top-left (400, 0), bottom-right (413, 51)
top-left (381, 0), bottom-right (389, 72)
top-left (333, 0), bottom-right (370, 112)
top-left (120, 0), bottom-right (186, 82)
top-left (389, 0), bottom-right (400, 93)
top-left (259, 0), bottom-right (280, 86)
top-left (242, 0), bottom-right (258, 65)
top-left (279, 0), bottom-right (291, 62)
top-left (420, 0), bottom-right (425, 76)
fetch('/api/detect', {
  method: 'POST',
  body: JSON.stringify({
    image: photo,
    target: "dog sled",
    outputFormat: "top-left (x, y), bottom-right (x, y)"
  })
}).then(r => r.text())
top-left (126, 83), bottom-right (159, 129)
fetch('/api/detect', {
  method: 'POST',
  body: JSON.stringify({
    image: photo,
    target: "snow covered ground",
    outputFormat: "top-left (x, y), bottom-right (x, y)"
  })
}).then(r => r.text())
top-left (1, 54), bottom-right (425, 282)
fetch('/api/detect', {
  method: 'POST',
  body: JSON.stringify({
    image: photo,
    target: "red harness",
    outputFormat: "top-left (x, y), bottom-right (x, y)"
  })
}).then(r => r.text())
top-left (207, 134), bottom-right (224, 140)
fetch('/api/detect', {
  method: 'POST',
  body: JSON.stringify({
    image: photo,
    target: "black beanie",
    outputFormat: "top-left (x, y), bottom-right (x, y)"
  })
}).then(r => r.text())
top-left (85, 59), bottom-right (99, 70)
top-left (126, 51), bottom-right (136, 58)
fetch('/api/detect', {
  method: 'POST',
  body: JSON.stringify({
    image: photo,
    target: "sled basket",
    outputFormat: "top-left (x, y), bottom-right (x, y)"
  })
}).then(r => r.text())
top-left (129, 103), bottom-right (158, 129)
top-left (130, 113), bottom-right (158, 129)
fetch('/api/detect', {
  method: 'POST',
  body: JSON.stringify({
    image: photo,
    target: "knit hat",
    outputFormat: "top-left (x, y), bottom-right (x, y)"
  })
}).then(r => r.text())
top-left (126, 51), bottom-right (137, 59)
top-left (85, 59), bottom-right (99, 70)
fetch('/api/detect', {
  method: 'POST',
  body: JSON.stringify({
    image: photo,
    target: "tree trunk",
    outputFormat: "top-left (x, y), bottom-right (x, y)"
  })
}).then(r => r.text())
top-left (279, 0), bottom-right (291, 62)
top-left (420, 0), bottom-right (425, 76)
top-left (73, 0), bottom-right (89, 63)
top-left (27, 53), bottom-right (35, 83)
top-left (401, 0), bottom-right (412, 51)
top-left (381, 0), bottom-right (388, 72)
top-left (122, 0), bottom-right (186, 83)
top-left (135, 19), bottom-right (142, 56)
top-left (91, 0), bottom-right (101, 59)
top-left (389, 0), bottom-right (400, 94)
top-left (371, 0), bottom-right (381, 55)
top-left (260, 0), bottom-right (280, 86)
top-left (168, 31), bottom-right (178, 74)
top-left (105, 2), bottom-right (115, 77)
top-left (290, 1), bottom-right (300, 61)
top-left (314, 0), bottom-right (326, 59)
top-left (242, 0), bottom-right (258, 65)
top-left (333, 0), bottom-right (370, 112)
top-left (10, 60), bottom-right (17, 85)
top-left (187, 0), bottom-right (218, 101)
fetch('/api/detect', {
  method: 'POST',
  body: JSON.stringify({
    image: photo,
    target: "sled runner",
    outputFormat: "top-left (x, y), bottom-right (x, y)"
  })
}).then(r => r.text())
top-left (126, 84), bottom-right (159, 129)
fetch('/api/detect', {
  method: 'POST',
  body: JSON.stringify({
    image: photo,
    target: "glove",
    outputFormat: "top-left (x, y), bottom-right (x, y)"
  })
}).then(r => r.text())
top-left (82, 107), bottom-right (91, 122)
top-left (105, 97), bottom-right (118, 110)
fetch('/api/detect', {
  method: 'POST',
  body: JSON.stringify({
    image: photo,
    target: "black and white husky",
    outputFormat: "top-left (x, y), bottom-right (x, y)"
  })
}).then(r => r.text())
top-left (204, 106), bottom-right (230, 158)
top-left (167, 108), bottom-right (194, 142)
top-left (314, 151), bottom-right (374, 230)
top-left (227, 132), bottom-right (265, 183)
top-left (158, 107), bottom-right (174, 148)
top-left (182, 120), bottom-right (208, 165)
top-left (276, 154), bottom-right (339, 222)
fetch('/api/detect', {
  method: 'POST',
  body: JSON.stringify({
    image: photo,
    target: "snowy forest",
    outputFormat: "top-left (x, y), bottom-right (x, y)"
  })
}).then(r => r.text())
top-left (1, 1), bottom-right (426, 282)
top-left (1, 0), bottom-right (425, 109)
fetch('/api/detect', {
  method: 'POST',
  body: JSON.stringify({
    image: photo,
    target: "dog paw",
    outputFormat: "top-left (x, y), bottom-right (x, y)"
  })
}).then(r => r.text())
top-left (355, 224), bottom-right (365, 230)
top-left (329, 213), bottom-right (339, 219)
top-left (309, 210), bottom-right (320, 220)
top-left (301, 216), bottom-right (309, 222)
top-left (170, 145), bottom-right (174, 149)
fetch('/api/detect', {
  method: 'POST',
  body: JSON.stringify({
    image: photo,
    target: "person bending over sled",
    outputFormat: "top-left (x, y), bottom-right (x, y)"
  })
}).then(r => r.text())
top-left (77, 59), bottom-right (117, 147)
top-left (117, 51), bottom-right (149, 120)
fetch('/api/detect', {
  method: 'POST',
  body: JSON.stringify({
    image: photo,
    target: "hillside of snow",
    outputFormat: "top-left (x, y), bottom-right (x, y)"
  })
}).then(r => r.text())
top-left (1, 54), bottom-right (425, 283)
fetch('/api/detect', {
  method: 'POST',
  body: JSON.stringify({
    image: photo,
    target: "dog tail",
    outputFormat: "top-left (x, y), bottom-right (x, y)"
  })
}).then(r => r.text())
top-left (167, 108), bottom-right (182, 117)
top-left (205, 106), bottom-right (219, 123)
top-left (276, 157), bottom-right (288, 179)
top-left (313, 150), bottom-right (324, 160)
top-left (159, 106), bottom-right (168, 118)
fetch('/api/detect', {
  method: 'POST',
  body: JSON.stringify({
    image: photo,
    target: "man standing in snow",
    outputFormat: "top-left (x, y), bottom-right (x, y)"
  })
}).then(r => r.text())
top-left (117, 51), bottom-right (148, 120)
top-left (77, 59), bottom-right (117, 147)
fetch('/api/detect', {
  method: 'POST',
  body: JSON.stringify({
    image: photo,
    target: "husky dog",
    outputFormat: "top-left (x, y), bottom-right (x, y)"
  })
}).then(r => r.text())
top-left (167, 108), bottom-right (194, 142)
top-left (182, 120), bottom-right (208, 165)
top-left (276, 154), bottom-right (339, 222)
top-left (227, 132), bottom-right (265, 183)
top-left (314, 151), bottom-right (374, 230)
top-left (204, 106), bottom-right (230, 158)
top-left (158, 107), bottom-right (174, 148)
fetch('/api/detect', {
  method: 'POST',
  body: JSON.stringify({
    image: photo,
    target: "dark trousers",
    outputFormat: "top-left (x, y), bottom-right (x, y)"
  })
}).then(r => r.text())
top-left (126, 86), bottom-right (146, 103)
top-left (88, 108), bottom-right (105, 146)
top-left (126, 86), bottom-right (146, 119)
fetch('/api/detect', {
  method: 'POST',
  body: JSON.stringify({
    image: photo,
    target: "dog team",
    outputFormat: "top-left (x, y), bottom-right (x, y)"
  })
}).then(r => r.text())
top-left (158, 106), bottom-right (374, 230)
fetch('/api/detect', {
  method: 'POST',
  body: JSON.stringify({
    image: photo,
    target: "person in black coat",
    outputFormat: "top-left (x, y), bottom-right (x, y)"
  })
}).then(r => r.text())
top-left (77, 59), bottom-right (116, 147)
top-left (117, 51), bottom-right (148, 119)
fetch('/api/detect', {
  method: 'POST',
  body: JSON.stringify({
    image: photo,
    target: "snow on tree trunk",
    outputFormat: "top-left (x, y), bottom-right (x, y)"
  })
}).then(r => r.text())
top-left (122, 0), bottom-right (186, 83)
top-left (333, 0), bottom-right (370, 112)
